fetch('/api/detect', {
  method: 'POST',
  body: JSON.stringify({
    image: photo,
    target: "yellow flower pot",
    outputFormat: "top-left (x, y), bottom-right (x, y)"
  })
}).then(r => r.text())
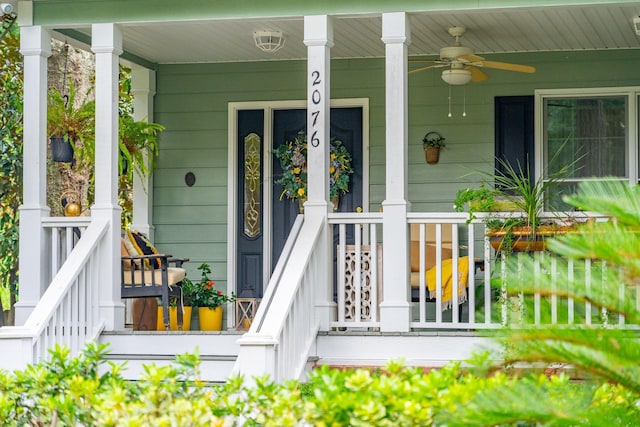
top-left (157, 306), bottom-right (192, 331)
top-left (198, 306), bottom-right (223, 331)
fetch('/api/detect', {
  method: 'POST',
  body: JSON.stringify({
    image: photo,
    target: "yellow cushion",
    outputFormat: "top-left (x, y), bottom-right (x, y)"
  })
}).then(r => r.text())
top-left (121, 239), bottom-right (132, 270)
top-left (122, 267), bottom-right (186, 287)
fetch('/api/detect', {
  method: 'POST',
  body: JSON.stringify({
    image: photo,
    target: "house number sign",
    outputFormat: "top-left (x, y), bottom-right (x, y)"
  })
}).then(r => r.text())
top-left (310, 70), bottom-right (321, 147)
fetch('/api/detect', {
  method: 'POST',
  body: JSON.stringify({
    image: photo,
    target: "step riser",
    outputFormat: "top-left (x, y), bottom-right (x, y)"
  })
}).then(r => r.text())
top-left (98, 332), bottom-right (494, 381)
top-left (99, 332), bottom-right (241, 382)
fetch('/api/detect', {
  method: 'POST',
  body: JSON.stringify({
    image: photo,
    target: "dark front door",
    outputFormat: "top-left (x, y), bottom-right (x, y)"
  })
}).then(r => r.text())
top-left (236, 106), bottom-right (363, 299)
top-left (272, 107), bottom-right (364, 271)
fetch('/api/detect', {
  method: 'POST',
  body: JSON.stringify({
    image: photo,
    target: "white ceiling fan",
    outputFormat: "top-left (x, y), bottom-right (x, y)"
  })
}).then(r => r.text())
top-left (409, 26), bottom-right (536, 85)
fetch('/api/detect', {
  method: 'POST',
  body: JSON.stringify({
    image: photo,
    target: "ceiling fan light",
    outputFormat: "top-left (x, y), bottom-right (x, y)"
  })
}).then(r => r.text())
top-left (441, 69), bottom-right (472, 85)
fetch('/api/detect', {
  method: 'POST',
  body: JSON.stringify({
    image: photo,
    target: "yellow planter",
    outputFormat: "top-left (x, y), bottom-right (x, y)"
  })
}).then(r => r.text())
top-left (157, 306), bottom-right (192, 331)
top-left (198, 307), bottom-right (223, 331)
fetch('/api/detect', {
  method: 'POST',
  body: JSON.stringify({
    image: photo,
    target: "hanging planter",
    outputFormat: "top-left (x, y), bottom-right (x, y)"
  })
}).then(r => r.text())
top-left (422, 131), bottom-right (446, 164)
top-left (425, 146), bottom-right (441, 164)
top-left (50, 136), bottom-right (74, 163)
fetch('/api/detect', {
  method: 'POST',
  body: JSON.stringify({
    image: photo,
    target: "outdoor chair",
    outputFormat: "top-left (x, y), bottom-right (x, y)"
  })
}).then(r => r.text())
top-left (120, 235), bottom-right (188, 330)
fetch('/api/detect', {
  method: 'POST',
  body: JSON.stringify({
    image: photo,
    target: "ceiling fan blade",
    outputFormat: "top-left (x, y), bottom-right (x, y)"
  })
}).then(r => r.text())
top-left (408, 59), bottom-right (442, 63)
top-left (409, 64), bottom-right (448, 75)
top-left (481, 61), bottom-right (536, 73)
top-left (458, 54), bottom-right (485, 62)
top-left (467, 66), bottom-right (489, 82)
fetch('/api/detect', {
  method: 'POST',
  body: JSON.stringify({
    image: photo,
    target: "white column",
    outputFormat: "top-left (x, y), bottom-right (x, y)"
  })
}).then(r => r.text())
top-left (15, 26), bottom-right (52, 324)
top-left (130, 66), bottom-right (156, 240)
top-left (91, 23), bottom-right (124, 330)
top-left (304, 15), bottom-right (335, 330)
top-left (380, 12), bottom-right (411, 332)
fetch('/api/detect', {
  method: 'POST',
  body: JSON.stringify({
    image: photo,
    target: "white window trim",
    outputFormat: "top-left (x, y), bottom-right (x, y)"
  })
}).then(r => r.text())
top-left (535, 87), bottom-right (640, 192)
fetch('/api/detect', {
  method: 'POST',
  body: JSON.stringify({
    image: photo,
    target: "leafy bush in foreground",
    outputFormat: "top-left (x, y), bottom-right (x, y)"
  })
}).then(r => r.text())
top-left (1, 343), bottom-right (638, 426)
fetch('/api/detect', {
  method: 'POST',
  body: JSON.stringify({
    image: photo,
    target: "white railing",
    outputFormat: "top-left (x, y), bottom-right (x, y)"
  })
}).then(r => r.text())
top-left (407, 213), bottom-right (498, 329)
top-left (329, 212), bottom-right (383, 329)
top-left (234, 214), bottom-right (324, 382)
top-left (42, 216), bottom-right (92, 283)
top-left (0, 218), bottom-right (108, 370)
top-left (327, 211), bottom-right (633, 331)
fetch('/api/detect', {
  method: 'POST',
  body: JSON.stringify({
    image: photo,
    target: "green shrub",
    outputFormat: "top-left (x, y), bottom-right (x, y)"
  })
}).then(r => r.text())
top-left (1, 342), bottom-right (638, 426)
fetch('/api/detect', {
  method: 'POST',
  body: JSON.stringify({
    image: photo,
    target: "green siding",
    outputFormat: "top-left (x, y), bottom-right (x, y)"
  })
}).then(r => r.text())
top-left (153, 48), bottom-right (640, 286)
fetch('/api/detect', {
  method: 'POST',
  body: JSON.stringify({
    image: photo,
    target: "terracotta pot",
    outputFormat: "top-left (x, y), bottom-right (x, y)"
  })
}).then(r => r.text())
top-left (198, 306), bottom-right (223, 331)
top-left (156, 306), bottom-right (191, 331)
top-left (131, 298), bottom-right (157, 331)
top-left (424, 146), bottom-right (440, 164)
top-left (487, 225), bottom-right (574, 252)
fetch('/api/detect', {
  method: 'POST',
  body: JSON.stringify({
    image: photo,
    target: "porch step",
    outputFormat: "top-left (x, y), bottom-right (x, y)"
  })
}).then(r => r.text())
top-left (99, 329), bottom-right (243, 383)
top-left (314, 331), bottom-right (497, 370)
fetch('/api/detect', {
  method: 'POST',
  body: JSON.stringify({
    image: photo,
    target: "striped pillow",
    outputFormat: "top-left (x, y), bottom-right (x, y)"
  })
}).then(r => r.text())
top-left (126, 230), bottom-right (161, 268)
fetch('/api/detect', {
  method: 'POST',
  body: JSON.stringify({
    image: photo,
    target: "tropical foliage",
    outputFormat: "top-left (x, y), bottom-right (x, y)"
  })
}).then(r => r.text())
top-left (0, 23), bottom-right (21, 321)
top-left (273, 131), bottom-right (353, 202)
top-left (444, 179), bottom-right (640, 425)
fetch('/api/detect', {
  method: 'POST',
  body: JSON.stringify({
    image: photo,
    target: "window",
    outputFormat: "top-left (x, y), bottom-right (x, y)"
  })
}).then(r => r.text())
top-left (536, 88), bottom-right (637, 210)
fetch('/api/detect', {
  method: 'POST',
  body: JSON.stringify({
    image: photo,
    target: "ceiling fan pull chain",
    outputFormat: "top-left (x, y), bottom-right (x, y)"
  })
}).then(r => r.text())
top-left (462, 86), bottom-right (467, 118)
top-left (448, 84), bottom-right (452, 118)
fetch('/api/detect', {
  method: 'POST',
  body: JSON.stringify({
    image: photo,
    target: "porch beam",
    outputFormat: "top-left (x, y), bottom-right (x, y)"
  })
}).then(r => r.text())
top-left (380, 12), bottom-right (411, 332)
top-left (91, 23), bottom-right (125, 330)
top-left (130, 66), bottom-right (156, 240)
top-left (304, 15), bottom-right (335, 331)
top-left (15, 25), bottom-right (52, 324)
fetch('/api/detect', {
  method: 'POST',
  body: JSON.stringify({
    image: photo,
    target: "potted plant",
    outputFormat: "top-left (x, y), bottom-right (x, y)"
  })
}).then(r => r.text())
top-left (47, 83), bottom-right (95, 163)
top-left (422, 131), bottom-right (445, 164)
top-left (456, 155), bottom-right (578, 254)
top-left (154, 277), bottom-right (193, 331)
top-left (189, 263), bottom-right (236, 331)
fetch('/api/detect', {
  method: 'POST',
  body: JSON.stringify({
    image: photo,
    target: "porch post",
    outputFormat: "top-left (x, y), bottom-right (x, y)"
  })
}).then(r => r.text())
top-left (304, 15), bottom-right (335, 330)
top-left (15, 26), bottom-right (52, 324)
top-left (91, 23), bottom-right (124, 330)
top-left (130, 66), bottom-right (156, 240)
top-left (380, 12), bottom-right (411, 332)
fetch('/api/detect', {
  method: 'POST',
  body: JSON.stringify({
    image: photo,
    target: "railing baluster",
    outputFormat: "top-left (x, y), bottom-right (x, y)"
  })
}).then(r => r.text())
top-left (418, 224), bottom-right (426, 323)
top-left (467, 223), bottom-right (476, 325)
top-left (338, 224), bottom-right (346, 323)
top-left (551, 256), bottom-right (557, 324)
top-left (354, 225), bottom-right (362, 323)
top-left (568, 259), bottom-right (575, 324)
top-left (585, 259), bottom-right (592, 325)
top-left (370, 225), bottom-right (378, 322)
top-left (484, 232), bottom-right (492, 325)
top-left (451, 224), bottom-right (459, 324)
top-left (435, 224), bottom-right (442, 324)
top-left (534, 253), bottom-right (541, 325)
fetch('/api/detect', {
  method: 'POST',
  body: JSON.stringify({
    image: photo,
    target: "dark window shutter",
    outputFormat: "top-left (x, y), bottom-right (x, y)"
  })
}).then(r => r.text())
top-left (494, 95), bottom-right (534, 188)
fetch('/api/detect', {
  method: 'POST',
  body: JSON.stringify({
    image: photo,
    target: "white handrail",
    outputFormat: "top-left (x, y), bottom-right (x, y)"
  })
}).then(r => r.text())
top-left (252, 214), bottom-right (305, 331)
top-left (234, 214), bottom-right (323, 382)
top-left (0, 218), bottom-right (109, 368)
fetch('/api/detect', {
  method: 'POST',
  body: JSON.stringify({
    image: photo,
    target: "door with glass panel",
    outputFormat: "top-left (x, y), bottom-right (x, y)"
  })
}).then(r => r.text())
top-left (235, 107), bottom-right (363, 299)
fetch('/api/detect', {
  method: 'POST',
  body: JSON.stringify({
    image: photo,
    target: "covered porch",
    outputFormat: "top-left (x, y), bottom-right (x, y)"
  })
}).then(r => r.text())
top-left (3, 0), bottom-right (640, 378)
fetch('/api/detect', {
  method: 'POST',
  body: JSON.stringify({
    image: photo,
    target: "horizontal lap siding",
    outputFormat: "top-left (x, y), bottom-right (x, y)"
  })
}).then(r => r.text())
top-left (153, 58), bottom-right (386, 284)
top-left (153, 49), bottom-right (640, 281)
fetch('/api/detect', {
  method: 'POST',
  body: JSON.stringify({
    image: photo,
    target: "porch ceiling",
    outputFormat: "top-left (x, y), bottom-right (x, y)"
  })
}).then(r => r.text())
top-left (58, 3), bottom-right (640, 65)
